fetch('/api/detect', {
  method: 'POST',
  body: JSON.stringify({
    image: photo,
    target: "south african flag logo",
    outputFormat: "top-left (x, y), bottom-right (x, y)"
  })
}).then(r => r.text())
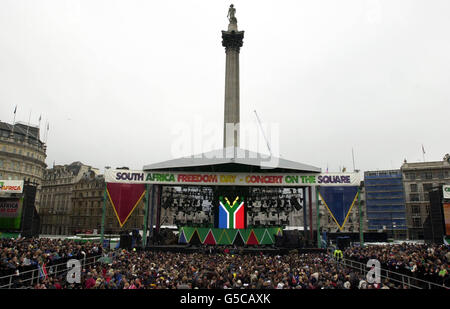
top-left (218, 196), bottom-right (245, 229)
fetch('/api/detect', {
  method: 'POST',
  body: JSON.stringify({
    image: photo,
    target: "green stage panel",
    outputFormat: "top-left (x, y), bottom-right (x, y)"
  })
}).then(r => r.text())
top-left (260, 229), bottom-right (274, 245)
top-left (216, 229), bottom-right (230, 245)
top-left (196, 228), bottom-right (210, 243)
top-left (182, 226), bottom-right (196, 242)
top-left (253, 228), bottom-right (265, 243)
top-left (179, 227), bottom-right (282, 245)
top-left (211, 229), bottom-right (222, 243)
top-left (225, 229), bottom-right (238, 244)
top-left (0, 232), bottom-right (20, 239)
top-left (238, 229), bottom-right (252, 243)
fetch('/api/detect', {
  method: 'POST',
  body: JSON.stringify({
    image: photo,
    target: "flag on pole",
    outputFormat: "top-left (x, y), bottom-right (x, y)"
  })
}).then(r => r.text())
top-left (422, 144), bottom-right (425, 154)
top-left (12, 105), bottom-right (17, 127)
top-left (38, 263), bottom-right (48, 280)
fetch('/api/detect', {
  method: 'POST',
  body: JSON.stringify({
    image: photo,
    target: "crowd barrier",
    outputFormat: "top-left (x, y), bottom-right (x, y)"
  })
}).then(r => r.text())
top-left (0, 254), bottom-right (103, 289)
top-left (337, 257), bottom-right (448, 289)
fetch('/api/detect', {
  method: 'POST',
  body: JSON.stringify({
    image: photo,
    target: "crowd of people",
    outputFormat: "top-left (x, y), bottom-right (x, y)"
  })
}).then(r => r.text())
top-left (0, 237), bottom-right (102, 287)
top-left (344, 243), bottom-right (449, 287)
top-left (0, 237), bottom-right (448, 289)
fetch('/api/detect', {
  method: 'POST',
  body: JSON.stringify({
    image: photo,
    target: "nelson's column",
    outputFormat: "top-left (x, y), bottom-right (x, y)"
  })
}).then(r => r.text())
top-left (222, 4), bottom-right (244, 148)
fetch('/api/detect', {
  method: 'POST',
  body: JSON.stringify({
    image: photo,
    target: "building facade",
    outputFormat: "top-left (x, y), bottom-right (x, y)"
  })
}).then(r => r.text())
top-left (70, 171), bottom-right (146, 235)
top-left (39, 161), bottom-right (94, 235)
top-left (401, 154), bottom-right (450, 240)
top-left (364, 170), bottom-right (407, 239)
top-left (0, 121), bottom-right (47, 211)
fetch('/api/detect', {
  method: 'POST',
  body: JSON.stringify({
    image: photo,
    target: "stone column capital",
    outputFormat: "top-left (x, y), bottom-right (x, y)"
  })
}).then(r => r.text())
top-left (222, 30), bottom-right (244, 53)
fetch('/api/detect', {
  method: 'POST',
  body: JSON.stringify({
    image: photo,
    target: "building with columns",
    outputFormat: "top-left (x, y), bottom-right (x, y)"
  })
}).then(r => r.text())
top-left (39, 161), bottom-right (95, 235)
top-left (0, 121), bottom-right (47, 211)
top-left (401, 154), bottom-right (450, 240)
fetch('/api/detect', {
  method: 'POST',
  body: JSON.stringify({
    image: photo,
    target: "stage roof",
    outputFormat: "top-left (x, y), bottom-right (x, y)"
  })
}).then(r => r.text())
top-left (143, 147), bottom-right (321, 173)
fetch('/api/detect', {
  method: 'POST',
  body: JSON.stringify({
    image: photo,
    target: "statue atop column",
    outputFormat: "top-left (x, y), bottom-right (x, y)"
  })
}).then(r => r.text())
top-left (222, 4), bottom-right (244, 51)
top-left (227, 4), bottom-right (237, 27)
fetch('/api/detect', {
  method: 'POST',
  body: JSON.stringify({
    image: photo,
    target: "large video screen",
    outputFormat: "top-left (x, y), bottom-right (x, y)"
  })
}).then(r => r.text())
top-left (218, 196), bottom-right (245, 229)
top-left (444, 203), bottom-right (450, 235)
top-left (0, 198), bottom-right (23, 230)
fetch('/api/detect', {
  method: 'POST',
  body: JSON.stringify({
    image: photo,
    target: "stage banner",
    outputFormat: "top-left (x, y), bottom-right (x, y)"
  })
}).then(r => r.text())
top-left (444, 203), bottom-right (450, 235)
top-left (218, 196), bottom-right (245, 229)
top-left (105, 169), bottom-right (360, 187)
top-left (106, 183), bottom-right (146, 227)
top-left (319, 186), bottom-right (359, 231)
top-left (0, 180), bottom-right (24, 194)
top-left (0, 198), bottom-right (23, 230)
top-left (178, 227), bottom-right (282, 245)
top-left (443, 185), bottom-right (450, 200)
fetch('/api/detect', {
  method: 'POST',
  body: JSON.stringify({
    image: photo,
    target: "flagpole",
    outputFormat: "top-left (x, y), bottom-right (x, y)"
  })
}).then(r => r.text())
top-left (422, 145), bottom-right (425, 162)
top-left (149, 185), bottom-right (156, 242)
top-left (302, 187), bottom-right (308, 242)
top-left (142, 184), bottom-right (150, 248)
top-left (358, 186), bottom-right (364, 248)
top-left (316, 186), bottom-right (321, 248)
top-left (13, 106), bottom-right (17, 124)
top-left (45, 122), bottom-right (49, 144)
top-left (12, 105), bottom-right (17, 135)
top-left (101, 183), bottom-right (107, 247)
top-left (26, 110), bottom-right (31, 138)
top-left (352, 148), bottom-right (356, 172)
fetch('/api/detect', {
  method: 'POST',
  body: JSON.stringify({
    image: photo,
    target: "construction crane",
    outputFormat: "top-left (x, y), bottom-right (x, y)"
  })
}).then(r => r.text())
top-left (254, 110), bottom-right (272, 157)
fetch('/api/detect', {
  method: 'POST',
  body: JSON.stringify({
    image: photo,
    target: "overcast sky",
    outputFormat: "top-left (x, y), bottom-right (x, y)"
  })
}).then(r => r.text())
top-left (1, 0), bottom-right (449, 174)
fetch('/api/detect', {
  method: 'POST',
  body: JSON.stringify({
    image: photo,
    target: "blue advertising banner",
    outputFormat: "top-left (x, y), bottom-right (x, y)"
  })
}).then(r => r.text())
top-left (319, 186), bottom-right (359, 231)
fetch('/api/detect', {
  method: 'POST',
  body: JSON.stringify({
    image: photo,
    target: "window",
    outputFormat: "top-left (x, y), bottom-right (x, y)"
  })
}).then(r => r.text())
top-left (423, 183), bottom-right (433, 192)
top-left (412, 217), bottom-right (422, 228)
top-left (410, 184), bottom-right (418, 192)
top-left (425, 172), bottom-right (432, 180)
top-left (411, 205), bottom-right (420, 214)
top-left (408, 173), bottom-right (416, 180)
top-left (410, 193), bottom-right (420, 202)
